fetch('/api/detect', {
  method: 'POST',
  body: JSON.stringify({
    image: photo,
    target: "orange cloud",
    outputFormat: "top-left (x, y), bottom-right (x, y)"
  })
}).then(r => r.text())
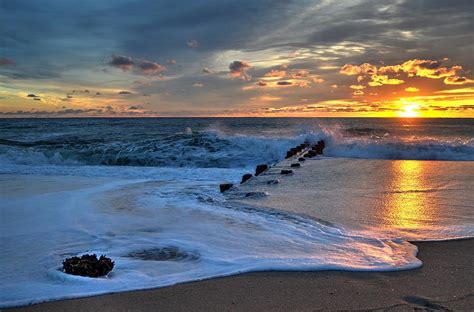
top-left (368, 74), bottom-right (404, 87)
top-left (405, 87), bottom-right (419, 92)
top-left (350, 85), bottom-right (366, 90)
top-left (342, 59), bottom-right (471, 87)
top-left (264, 69), bottom-right (287, 78)
top-left (444, 76), bottom-right (474, 85)
top-left (340, 63), bottom-right (377, 76)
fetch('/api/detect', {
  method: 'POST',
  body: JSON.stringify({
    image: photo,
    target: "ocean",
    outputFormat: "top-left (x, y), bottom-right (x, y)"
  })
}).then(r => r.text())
top-left (1, 118), bottom-right (473, 307)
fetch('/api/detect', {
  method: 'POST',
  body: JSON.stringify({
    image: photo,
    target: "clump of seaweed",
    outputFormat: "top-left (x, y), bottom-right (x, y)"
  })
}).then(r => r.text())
top-left (63, 254), bottom-right (114, 277)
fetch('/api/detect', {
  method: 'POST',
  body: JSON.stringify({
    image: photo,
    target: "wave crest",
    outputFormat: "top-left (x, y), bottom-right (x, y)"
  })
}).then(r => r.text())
top-left (1, 126), bottom-right (473, 168)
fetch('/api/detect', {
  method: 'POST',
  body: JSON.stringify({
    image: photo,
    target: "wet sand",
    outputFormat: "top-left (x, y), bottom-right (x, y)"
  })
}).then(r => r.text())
top-left (8, 239), bottom-right (474, 311)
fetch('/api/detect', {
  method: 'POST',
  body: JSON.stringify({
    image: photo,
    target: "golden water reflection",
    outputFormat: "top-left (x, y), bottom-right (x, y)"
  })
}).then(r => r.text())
top-left (385, 160), bottom-right (435, 230)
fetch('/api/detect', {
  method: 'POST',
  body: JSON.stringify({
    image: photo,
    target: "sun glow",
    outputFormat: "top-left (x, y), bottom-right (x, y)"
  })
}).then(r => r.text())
top-left (399, 101), bottom-right (421, 118)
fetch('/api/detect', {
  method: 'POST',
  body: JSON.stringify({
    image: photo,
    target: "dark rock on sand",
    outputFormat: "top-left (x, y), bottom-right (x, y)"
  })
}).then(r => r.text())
top-left (241, 173), bottom-right (253, 184)
top-left (291, 163), bottom-right (301, 168)
top-left (298, 157), bottom-right (305, 162)
top-left (255, 164), bottom-right (269, 176)
top-left (280, 169), bottom-right (293, 175)
top-left (219, 183), bottom-right (233, 193)
top-left (63, 254), bottom-right (114, 277)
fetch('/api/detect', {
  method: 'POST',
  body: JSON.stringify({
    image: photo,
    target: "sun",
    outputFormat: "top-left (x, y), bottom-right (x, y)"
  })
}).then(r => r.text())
top-left (399, 101), bottom-right (421, 118)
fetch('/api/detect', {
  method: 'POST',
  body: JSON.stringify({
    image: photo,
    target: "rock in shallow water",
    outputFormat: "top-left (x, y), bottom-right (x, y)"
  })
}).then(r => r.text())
top-left (241, 173), bottom-right (253, 184)
top-left (219, 183), bottom-right (233, 193)
top-left (255, 164), bottom-right (269, 176)
top-left (280, 169), bottom-right (293, 175)
top-left (63, 254), bottom-right (114, 277)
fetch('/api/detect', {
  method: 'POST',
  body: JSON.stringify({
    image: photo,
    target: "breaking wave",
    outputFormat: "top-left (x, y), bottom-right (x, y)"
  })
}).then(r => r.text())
top-left (0, 126), bottom-right (473, 168)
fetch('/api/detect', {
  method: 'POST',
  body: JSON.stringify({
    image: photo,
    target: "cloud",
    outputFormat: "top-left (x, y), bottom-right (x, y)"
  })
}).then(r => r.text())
top-left (186, 40), bottom-right (199, 48)
top-left (256, 81), bottom-right (267, 87)
top-left (444, 76), bottom-right (474, 85)
top-left (193, 83), bottom-right (204, 87)
top-left (137, 60), bottom-right (166, 75)
top-left (340, 63), bottom-right (377, 76)
top-left (108, 54), bottom-right (134, 71)
top-left (277, 81), bottom-right (292, 86)
top-left (166, 59), bottom-right (177, 65)
top-left (368, 74), bottom-right (404, 87)
top-left (118, 91), bottom-right (133, 95)
top-left (27, 93), bottom-right (38, 97)
top-left (350, 85), bottom-right (365, 90)
top-left (202, 67), bottom-right (213, 74)
top-left (264, 69), bottom-right (287, 78)
top-left (342, 59), bottom-right (471, 89)
top-left (108, 54), bottom-right (166, 75)
top-left (128, 105), bottom-right (143, 110)
top-left (229, 60), bottom-right (251, 81)
top-left (405, 87), bottom-right (419, 92)
top-left (0, 57), bottom-right (15, 66)
top-left (380, 59), bottom-right (462, 80)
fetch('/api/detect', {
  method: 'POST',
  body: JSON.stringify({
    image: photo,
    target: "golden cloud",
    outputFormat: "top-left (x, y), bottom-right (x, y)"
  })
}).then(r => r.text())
top-left (368, 74), bottom-right (404, 87)
top-left (339, 63), bottom-right (377, 76)
top-left (342, 59), bottom-right (471, 87)
top-left (444, 76), bottom-right (474, 85)
top-left (350, 85), bottom-right (366, 90)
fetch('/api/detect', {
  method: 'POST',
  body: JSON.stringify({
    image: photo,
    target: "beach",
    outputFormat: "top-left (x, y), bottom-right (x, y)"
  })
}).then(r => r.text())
top-left (1, 118), bottom-right (473, 310)
top-left (7, 239), bottom-right (474, 311)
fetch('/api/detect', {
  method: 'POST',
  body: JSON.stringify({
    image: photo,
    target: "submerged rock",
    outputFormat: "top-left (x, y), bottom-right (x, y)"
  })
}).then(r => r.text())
top-left (280, 169), bottom-right (293, 175)
top-left (219, 183), bottom-right (233, 193)
top-left (291, 163), bottom-right (301, 168)
top-left (255, 164), bottom-right (269, 176)
top-left (63, 254), bottom-right (114, 277)
top-left (266, 179), bottom-right (280, 185)
top-left (127, 247), bottom-right (199, 261)
top-left (241, 173), bottom-right (253, 184)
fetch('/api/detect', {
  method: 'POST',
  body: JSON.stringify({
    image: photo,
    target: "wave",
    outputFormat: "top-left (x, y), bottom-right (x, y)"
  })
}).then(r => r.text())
top-left (0, 127), bottom-right (473, 169)
top-left (0, 130), bottom-right (301, 168)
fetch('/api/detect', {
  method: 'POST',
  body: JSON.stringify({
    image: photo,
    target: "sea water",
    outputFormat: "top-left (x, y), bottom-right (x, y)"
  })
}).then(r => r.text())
top-left (0, 118), bottom-right (473, 307)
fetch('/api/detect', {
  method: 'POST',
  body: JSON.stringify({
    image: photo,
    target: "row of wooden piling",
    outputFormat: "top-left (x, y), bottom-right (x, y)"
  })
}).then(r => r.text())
top-left (219, 140), bottom-right (325, 193)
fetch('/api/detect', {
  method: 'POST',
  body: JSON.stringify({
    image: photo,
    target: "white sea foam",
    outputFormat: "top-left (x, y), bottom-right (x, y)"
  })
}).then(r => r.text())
top-left (0, 127), bottom-right (472, 169)
top-left (0, 173), bottom-right (420, 308)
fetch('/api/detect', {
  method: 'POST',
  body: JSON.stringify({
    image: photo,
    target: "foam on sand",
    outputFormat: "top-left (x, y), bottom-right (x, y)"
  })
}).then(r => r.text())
top-left (1, 172), bottom-right (421, 308)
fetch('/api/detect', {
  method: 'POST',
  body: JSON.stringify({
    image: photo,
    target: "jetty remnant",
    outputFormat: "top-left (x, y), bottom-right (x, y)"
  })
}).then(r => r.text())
top-left (220, 183), bottom-right (234, 192)
top-left (255, 164), bottom-right (269, 176)
top-left (240, 173), bottom-right (253, 184)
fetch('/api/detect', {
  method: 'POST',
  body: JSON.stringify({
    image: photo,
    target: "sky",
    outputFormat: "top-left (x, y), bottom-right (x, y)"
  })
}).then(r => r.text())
top-left (0, 0), bottom-right (473, 117)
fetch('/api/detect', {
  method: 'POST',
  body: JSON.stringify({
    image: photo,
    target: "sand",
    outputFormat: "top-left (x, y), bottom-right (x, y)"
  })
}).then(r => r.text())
top-left (7, 239), bottom-right (474, 311)
top-left (5, 154), bottom-right (474, 311)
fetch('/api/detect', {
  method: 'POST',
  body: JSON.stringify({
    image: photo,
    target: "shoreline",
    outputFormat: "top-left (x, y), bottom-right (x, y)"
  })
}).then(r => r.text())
top-left (7, 238), bottom-right (474, 311)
